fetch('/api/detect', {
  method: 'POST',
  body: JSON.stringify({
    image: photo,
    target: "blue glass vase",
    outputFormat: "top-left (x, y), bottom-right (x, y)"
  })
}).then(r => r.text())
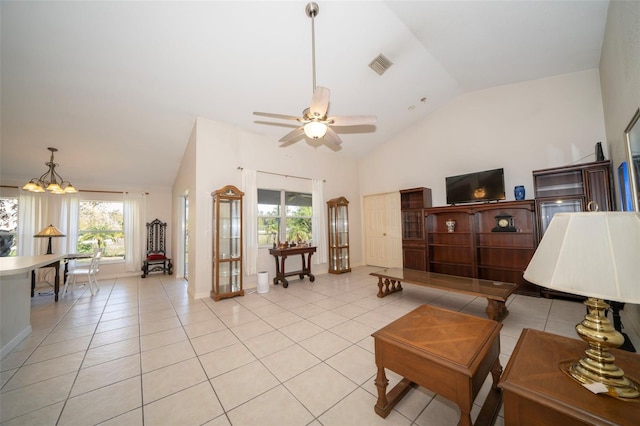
top-left (514, 185), bottom-right (525, 201)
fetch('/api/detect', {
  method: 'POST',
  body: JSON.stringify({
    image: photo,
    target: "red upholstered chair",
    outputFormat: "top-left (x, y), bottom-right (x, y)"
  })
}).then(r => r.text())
top-left (141, 218), bottom-right (173, 278)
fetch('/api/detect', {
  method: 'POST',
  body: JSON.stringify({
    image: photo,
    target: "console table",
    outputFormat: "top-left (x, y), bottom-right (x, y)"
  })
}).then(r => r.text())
top-left (372, 305), bottom-right (503, 426)
top-left (499, 329), bottom-right (640, 425)
top-left (269, 246), bottom-right (316, 288)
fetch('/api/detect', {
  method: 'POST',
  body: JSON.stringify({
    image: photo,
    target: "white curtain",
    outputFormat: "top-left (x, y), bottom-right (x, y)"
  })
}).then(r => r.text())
top-left (312, 179), bottom-right (327, 264)
top-left (124, 192), bottom-right (147, 272)
top-left (242, 169), bottom-right (258, 276)
top-left (17, 190), bottom-right (46, 256)
top-left (50, 193), bottom-right (79, 254)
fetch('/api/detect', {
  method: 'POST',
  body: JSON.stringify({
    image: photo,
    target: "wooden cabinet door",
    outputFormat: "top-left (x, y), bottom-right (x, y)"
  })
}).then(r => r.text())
top-left (584, 166), bottom-right (613, 212)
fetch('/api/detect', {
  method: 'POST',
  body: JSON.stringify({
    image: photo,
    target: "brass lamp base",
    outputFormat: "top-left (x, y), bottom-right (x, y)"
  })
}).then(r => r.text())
top-left (561, 297), bottom-right (640, 400)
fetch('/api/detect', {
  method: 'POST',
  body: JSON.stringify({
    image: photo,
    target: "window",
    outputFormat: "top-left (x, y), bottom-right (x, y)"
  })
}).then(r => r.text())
top-left (78, 200), bottom-right (124, 260)
top-left (0, 197), bottom-right (18, 257)
top-left (258, 189), bottom-right (312, 246)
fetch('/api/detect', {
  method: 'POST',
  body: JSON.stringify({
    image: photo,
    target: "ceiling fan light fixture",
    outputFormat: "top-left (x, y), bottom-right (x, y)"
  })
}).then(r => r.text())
top-left (304, 121), bottom-right (328, 139)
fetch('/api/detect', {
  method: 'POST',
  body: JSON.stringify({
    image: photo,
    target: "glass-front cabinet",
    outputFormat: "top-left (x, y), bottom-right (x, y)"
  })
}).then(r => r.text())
top-left (327, 196), bottom-right (350, 274)
top-left (533, 161), bottom-right (613, 239)
top-left (211, 185), bottom-right (244, 301)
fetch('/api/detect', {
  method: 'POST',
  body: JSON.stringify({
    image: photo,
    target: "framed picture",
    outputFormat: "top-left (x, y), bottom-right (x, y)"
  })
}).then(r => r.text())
top-left (624, 108), bottom-right (640, 212)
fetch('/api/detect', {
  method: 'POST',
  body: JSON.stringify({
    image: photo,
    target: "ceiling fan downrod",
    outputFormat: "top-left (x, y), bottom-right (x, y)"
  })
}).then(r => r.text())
top-left (306, 2), bottom-right (319, 93)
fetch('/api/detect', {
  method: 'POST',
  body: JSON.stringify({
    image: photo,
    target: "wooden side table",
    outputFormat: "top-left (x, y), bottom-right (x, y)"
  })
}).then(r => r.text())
top-left (372, 305), bottom-right (503, 426)
top-left (268, 246), bottom-right (316, 288)
top-left (499, 329), bottom-right (640, 425)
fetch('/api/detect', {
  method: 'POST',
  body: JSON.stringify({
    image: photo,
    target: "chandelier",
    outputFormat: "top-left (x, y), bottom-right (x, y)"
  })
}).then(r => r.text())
top-left (22, 147), bottom-right (77, 194)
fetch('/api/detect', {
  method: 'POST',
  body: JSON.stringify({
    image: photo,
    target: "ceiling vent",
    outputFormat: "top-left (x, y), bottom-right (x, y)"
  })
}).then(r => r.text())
top-left (369, 54), bottom-right (393, 76)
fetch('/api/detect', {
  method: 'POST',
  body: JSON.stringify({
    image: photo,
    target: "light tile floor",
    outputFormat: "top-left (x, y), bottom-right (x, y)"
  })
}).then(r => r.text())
top-left (1, 266), bottom-right (638, 425)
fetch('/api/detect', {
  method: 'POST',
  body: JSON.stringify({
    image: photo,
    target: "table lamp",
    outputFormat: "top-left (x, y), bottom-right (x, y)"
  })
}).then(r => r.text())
top-left (524, 212), bottom-right (640, 399)
top-left (34, 224), bottom-right (66, 254)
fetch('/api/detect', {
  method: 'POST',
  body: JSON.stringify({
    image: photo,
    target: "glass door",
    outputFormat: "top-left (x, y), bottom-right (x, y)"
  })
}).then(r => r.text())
top-left (537, 197), bottom-right (584, 237)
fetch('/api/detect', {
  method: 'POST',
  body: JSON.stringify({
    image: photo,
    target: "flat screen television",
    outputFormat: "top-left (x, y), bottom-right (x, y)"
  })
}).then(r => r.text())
top-left (446, 168), bottom-right (506, 205)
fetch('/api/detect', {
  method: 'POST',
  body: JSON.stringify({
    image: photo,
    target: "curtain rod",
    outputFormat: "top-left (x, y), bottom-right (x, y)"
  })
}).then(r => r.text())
top-left (237, 167), bottom-right (325, 182)
top-left (0, 185), bottom-right (148, 195)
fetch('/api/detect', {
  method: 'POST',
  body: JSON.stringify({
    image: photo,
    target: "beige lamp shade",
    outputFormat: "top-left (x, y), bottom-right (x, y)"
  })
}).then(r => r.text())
top-left (524, 212), bottom-right (640, 304)
top-left (34, 224), bottom-right (66, 238)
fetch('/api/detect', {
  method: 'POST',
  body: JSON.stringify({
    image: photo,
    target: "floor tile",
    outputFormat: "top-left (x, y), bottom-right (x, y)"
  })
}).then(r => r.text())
top-left (325, 344), bottom-right (376, 386)
top-left (2, 351), bottom-right (84, 392)
top-left (25, 335), bottom-right (91, 365)
top-left (190, 329), bottom-right (239, 356)
top-left (142, 358), bottom-right (207, 404)
top-left (319, 387), bottom-right (411, 425)
top-left (227, 384), bottom-right (314, 426)
top-left (141, 339), bottom-right (197, 373)
top-left (82, 337), bottom-right (140, 368)
top-left (0, 401), bottom-right (65, 426)
top-left (209, 360), bottom-right (279, 411)
top-left (143, 381), bottom-right (223, 425)
top-left (261, 344), bottom-right (321, 382)
top-left (199, 342), bottom-right (257, 379)
top-left (0, 372), bottom-right (76, 422)
top-left (299, 330), bottom-right (351, 360)
top-left (71, 353), bottom-right (140, 396)
top-left (58, 376), bottom-right (142, 425)
top-left (284, 363), bottom-right (357, 417)
top-left (242, 330), bottom-right (295, 358)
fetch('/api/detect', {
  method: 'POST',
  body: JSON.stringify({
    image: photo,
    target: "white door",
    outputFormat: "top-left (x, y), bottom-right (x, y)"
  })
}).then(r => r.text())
top-left (363, 192), bottom-right (402, 268)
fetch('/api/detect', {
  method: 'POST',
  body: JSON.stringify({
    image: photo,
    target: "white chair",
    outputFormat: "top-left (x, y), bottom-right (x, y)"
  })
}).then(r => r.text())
top-left (63, 248), bottom-right (103, 298)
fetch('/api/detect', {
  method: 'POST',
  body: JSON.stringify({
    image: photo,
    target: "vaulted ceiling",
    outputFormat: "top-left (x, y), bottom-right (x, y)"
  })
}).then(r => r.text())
top-left (0, 1), bottom-right (609, 190)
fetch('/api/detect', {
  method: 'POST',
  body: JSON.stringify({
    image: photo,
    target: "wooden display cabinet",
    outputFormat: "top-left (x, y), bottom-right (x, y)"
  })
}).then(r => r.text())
top-left (211, 185), bottom-right (244, 301)
top-left (424, 201), bottom-right (539, 296)
top-left (533, 160), bottom-right (614, 238)
top-left (533, 160), bottom-right (613, 299)
top-left (400, 187), bottom-right (432, 270)
top-left (327, 196), bottom-right (351, 274)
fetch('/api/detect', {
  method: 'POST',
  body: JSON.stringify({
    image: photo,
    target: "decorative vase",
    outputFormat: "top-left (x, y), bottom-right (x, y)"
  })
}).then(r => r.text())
top-left (445, 219), bottom-right (456, 233)
top-left (514, 185), bottom-right (525, 201)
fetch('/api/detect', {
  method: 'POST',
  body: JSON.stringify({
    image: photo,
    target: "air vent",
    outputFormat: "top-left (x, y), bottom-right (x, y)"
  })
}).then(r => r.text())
top-left (369, 53), bottom-right (393, 76)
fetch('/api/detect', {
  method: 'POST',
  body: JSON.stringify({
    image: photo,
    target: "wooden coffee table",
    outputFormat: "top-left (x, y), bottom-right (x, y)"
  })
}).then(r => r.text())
top-left (372, 305), bottom-right (503, 426)
top-left (371, 268), bottom-right (517, 322)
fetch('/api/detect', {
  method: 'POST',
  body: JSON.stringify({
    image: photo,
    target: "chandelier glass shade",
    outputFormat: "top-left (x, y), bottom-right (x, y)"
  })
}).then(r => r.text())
top-left (23, 147), bottom-right (77, 194)
top-left (303, 121), bottom-right (328, 139)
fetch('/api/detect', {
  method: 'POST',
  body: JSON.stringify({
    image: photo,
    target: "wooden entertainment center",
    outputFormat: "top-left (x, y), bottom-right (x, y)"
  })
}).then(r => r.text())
top-left (400, 161), bottom-right (613, 297)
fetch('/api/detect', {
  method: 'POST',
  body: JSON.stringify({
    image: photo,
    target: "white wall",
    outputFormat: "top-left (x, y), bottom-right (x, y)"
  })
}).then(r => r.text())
top-left (172, 117), bottom-right (361, 299)
top-left (359, 69), bottom-right (607, 206)
top-left (599, 0), bottom-right (640, 335)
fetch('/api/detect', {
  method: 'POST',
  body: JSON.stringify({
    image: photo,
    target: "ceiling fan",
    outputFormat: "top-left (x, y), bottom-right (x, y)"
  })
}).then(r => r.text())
top-left (253, 2), bottom-right (376, 150)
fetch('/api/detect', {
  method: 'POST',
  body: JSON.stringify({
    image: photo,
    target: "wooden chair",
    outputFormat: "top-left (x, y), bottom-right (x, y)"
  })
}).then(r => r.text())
top-left (141, 218), bottom-right (173, 278)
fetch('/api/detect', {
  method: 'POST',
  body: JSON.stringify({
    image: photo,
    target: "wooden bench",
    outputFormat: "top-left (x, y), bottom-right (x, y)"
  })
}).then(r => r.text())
top-left (370, 268), bottom-right (517, 322)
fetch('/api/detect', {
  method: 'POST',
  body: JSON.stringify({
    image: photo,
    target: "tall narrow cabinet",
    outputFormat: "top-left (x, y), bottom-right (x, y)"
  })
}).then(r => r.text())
top-left (327, 196), bottom-right (351, 274)
top-left (211, 185), bottom-right (244, 301)
top-left (400, 188), bottom-right (432, 270)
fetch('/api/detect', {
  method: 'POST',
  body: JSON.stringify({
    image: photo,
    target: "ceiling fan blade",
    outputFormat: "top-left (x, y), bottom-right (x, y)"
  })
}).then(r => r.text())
top-left (254, 112), bottom-right (302, 122)
top-left (279, 127), bottom-right (305, 145)
top-left (324, 127), bottom-right (343, 146)
top-left (327, 115), bottom-right (377, 126)
top-left (309, 87), bottom-right (330, 118)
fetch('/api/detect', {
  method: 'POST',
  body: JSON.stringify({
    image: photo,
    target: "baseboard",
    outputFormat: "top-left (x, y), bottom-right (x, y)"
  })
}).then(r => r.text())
top-left (1, 325), bottom-right (32, 359)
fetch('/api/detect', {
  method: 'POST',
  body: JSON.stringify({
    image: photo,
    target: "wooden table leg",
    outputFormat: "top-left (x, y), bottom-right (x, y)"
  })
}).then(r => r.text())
top-left (54, 260), bottom-right (60, 301)
top-left (485, 299), bottom-right (508, 322)
top-left (475, 357), bottom-right (503, 426)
